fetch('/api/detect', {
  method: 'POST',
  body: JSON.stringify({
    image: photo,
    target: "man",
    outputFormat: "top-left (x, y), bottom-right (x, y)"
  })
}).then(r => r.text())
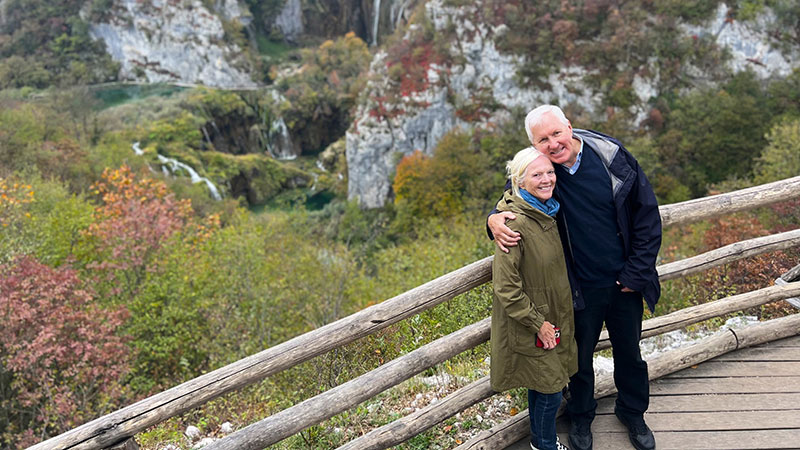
top-left (488, 105), bottom-right (661, 450)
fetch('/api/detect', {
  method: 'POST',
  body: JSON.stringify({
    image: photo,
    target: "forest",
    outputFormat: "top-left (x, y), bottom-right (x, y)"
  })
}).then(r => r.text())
top-left (2, 0), bottom-right (800, 448)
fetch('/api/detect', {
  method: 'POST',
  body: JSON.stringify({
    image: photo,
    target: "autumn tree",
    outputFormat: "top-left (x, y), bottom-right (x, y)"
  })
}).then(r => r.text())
top-left (84, 165), bottom-right (195, 302)
top-left (392, 130), bottom-right (491, 230)
top-left (0, 256), bottom-right (130, 448)
top-left (82, 166), bottom-right (228, 392)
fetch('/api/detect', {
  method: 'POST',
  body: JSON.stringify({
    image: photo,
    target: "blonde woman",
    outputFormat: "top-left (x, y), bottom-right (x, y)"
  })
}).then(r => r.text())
top-left (491, 147), bottom-right (577, 450)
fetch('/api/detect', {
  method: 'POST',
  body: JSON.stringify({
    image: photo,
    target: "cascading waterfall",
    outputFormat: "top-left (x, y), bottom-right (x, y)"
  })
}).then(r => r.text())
top-left (371, 0), bottom-right (381, 46)
top-left (132, 142), bottom-right (222, 200)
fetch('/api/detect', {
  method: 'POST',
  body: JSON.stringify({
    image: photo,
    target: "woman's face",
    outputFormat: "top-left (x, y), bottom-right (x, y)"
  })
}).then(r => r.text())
top-left (520, 156), bottom-right (556, 201)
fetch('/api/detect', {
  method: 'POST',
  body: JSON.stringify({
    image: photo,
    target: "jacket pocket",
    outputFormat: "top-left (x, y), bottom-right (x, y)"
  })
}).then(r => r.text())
top-left (510, 304), bottom-right (548, 356)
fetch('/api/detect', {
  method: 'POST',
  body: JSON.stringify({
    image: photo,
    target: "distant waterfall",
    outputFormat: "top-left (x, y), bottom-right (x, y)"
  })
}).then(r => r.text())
top-left (132, 142), bottom-right (222, 200)
top-left (371, 0), bottom-right (381, 46)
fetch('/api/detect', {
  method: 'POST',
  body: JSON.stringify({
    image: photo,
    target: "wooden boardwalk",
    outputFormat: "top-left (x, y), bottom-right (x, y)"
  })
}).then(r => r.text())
top-left (508, 334), bottom-right (800, 450)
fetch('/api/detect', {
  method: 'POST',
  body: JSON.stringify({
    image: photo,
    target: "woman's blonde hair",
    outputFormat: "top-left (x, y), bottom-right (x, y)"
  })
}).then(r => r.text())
top-left (506, 147), bottom-right (547, 197)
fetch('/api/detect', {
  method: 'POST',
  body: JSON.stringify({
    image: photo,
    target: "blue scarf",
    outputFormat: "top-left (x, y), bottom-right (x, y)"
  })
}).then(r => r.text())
top-left (519, 189), bottom-right (561, 217)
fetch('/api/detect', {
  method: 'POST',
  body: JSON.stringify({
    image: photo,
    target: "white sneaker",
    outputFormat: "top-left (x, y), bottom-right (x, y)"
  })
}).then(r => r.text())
top-left (530, 437), bottom-right (569, 450)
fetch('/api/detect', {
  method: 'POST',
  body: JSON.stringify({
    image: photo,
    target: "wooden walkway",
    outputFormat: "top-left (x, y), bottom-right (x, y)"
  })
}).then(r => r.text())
top-left (508, 334), bottom-right (800, 450)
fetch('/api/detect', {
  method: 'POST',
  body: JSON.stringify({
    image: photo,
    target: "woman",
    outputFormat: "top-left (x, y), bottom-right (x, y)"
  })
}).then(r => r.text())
top-left (491, 147), bottom-right (577, 450)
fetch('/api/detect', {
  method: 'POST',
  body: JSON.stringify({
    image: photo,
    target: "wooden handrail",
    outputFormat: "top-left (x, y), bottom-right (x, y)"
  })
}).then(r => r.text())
top-left (205, 319), bottom-right (491, 450)
top-left (657, 228), bottom-right (800, 281)
top-left (658, 175), bottom-right (800, 227)
top-left (596, 282), bottom-right (800, 350)
top-left (32, 176), bottom-right (800, 449)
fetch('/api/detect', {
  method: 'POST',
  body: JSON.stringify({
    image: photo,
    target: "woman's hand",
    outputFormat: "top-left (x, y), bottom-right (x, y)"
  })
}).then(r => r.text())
top-left (537, 321), bottom-right (557, 350)
top-left (489, 212), bottom-right (520, 253)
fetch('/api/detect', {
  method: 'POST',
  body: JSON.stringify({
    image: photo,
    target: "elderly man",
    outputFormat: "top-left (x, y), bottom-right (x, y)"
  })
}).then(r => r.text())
top-left (487, 105), bottom-right (661, 450)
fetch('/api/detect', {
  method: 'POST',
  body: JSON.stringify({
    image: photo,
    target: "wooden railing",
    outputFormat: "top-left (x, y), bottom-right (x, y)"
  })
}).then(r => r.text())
top-left (31, 176), bottom-right (800, 450)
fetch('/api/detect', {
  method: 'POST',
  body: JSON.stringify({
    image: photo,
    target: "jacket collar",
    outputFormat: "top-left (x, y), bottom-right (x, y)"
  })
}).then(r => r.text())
top-left (573, 128), bottom-right (627, 196)
top-left (497, 190), bottom-right (557, 230)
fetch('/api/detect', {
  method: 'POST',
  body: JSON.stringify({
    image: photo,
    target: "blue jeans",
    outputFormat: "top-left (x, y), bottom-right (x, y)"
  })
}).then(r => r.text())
top-left (529, 389), bottom-right (563, 450)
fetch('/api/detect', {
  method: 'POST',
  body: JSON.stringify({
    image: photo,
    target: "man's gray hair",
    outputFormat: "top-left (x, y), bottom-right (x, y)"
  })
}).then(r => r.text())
top-left (524, 105), bottom-right (570, 145)
top-left (506, 146), bottom-right (547, 197)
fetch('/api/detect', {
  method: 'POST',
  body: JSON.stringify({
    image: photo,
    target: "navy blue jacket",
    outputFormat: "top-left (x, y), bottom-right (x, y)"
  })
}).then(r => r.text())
top-left (489, 129), bottom-right (662, 312)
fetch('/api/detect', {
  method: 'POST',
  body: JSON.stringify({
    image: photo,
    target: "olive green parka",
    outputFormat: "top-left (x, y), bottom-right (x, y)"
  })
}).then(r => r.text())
top-left (491, 190), bottom-right (578, 394)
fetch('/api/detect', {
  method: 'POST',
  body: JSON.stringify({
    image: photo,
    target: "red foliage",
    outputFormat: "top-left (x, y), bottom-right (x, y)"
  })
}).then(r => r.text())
top-left (0, 256), bottom-right (130, 447)
top-left (368, 96), bottom-right (406, 122)
top-left (696, 216), bottom-right (793, 310)
top-left (84, 165), bottom-right (194, 299)
top-left (386, 35), bottom-right (444, 98)
top-left (768, 198), bottom-right (800, 233)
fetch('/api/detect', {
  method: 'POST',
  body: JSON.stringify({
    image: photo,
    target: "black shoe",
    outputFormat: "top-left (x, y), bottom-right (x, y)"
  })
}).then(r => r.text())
top-left (615, 412), bottom-right (655, 450)
top-left (568, 420), bottom-right (592, 450)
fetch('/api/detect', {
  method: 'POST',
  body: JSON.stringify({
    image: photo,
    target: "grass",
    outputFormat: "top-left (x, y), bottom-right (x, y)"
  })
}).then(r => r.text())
top-left (256, 35), bottom-right (293, 59)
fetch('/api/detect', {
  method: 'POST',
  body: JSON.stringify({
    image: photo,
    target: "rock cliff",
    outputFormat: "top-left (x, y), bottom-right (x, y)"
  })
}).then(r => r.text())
top-left (85, 0), bottom-right (256, 88)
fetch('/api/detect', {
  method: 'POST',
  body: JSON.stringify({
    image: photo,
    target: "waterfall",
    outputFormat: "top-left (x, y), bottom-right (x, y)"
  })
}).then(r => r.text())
top-left (268, 117), bottom-right (297, 160)
top-left (131, 142), bottom-right (222, 200)
top-left (371, 0), bottom-right (381, 47)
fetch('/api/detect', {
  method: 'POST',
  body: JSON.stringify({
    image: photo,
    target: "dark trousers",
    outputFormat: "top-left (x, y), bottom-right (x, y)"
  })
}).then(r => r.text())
top-left (566, 286), bottom-right (649, 424)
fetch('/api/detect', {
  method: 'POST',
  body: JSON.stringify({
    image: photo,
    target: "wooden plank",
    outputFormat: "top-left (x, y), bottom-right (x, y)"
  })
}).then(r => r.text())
top-left (664, 361), bottom-right (800, 378)
top-left (781, 263), bottom-right (800, 282)
top-left (764, 334), bottom-right (800, 347)
top-left (596, 393), bottom-right (800, 413)
top-left (713, 347), bottom-right (800, 361)
top-left (583, 430), bottom-right (800, 450)
top-left (590, 410), bottom-right (800, 432)
top-left (650, 376), bottom-right (800, 395)
top-left (658, 175), bottom-right (800, 227)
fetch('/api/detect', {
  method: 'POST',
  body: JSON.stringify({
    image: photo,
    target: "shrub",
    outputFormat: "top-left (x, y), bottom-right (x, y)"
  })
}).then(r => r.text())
top-left (84, 165), bottom-right (194, 302)
top-left (753, 118), bottom-right (800, 184)
top-left (0, 256), bottom-right (130, 448)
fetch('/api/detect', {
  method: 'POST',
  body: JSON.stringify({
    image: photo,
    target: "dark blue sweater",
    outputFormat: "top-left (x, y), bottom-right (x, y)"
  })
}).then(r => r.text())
top-left (554, 143), bottom-right (624, 288)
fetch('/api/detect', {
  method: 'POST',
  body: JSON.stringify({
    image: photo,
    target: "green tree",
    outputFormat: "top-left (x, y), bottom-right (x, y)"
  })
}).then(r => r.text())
top-left (277, 32), bottom-right (371, 154)
top-left (753, 118), bottom-right (800, 184)
top-left (0, 1), bottom-right (117, 88)
top-left (657, 71), bottom-right (770, 196)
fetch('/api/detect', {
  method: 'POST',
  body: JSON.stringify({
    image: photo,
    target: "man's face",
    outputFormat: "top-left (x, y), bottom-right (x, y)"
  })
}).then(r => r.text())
top-left (530, 113), bottom-right (578, 167)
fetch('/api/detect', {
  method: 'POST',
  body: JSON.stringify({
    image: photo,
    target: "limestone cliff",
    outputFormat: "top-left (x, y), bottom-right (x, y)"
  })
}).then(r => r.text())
top-left (85, 0), bottom-right (256, 88)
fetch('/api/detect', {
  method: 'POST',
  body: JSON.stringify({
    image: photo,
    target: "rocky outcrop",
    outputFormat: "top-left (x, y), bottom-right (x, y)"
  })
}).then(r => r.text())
top-left (346, 0), bottom-right (597, 208)
top-left (274, 0), bottom-right (304, 43)
top-left (683, 3), bottom-right (797, 79)
top-left (86, 0), bottom-right (256, 89)
top-left (214, 0), bottom-right (252, 25)
top-left (271, 0), bottom-right (413, 47)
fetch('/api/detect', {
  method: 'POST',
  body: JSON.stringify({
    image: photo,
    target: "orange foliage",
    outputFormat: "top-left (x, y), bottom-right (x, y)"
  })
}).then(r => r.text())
top-left (393, 150), bottom-right (461, 219)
